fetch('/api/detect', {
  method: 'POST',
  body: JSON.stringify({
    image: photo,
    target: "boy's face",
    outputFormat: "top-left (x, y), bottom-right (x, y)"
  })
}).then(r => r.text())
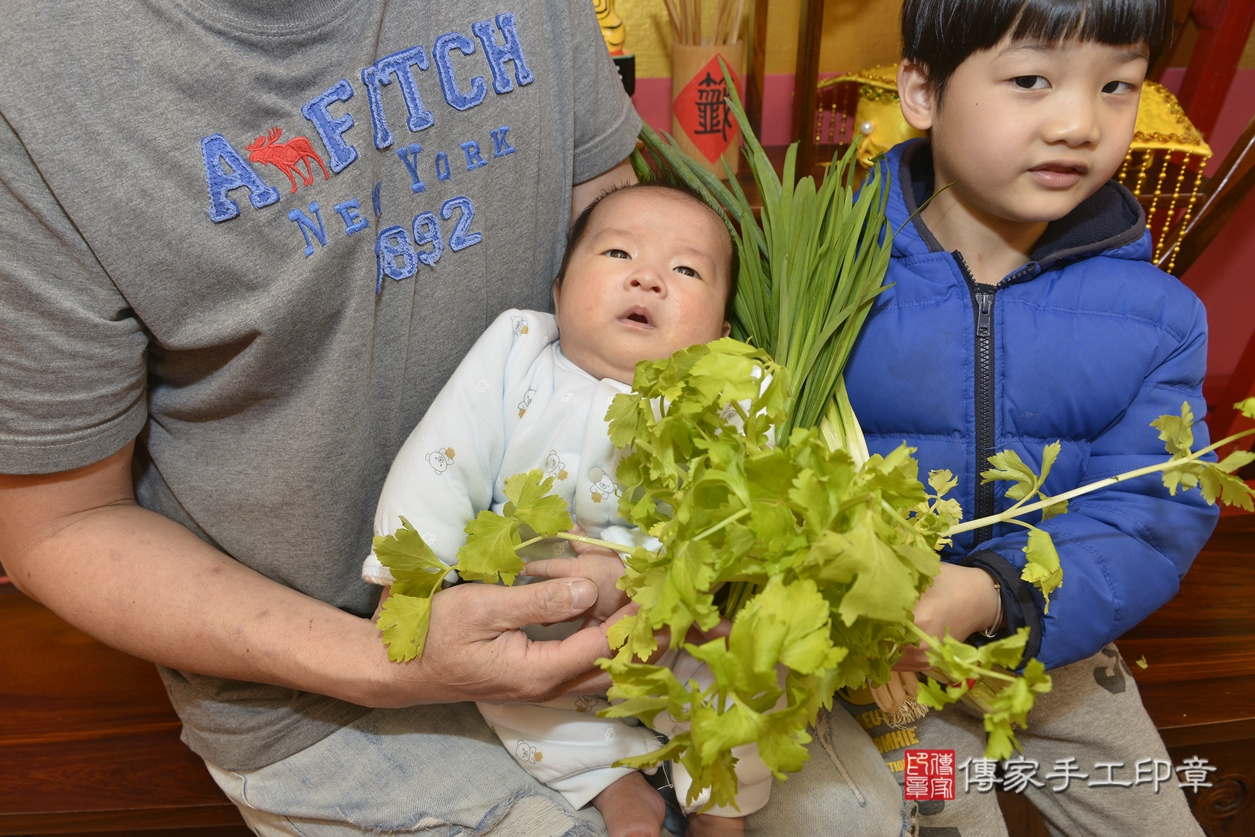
top-left (899, 38), bottom-right (1148, 227)
top-left (553, 188), bottom-right (732, 385)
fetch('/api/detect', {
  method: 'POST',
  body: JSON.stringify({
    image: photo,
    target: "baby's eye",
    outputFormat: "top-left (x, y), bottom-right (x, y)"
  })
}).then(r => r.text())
top-left (604, 249), bottom-right (630, 259)
top-left (1102, 80), bottom-right (1137, 95)
top-left (1012, 75), bottom-right (1048, 90)
top-left (674, 265), bottom-right (698, 278)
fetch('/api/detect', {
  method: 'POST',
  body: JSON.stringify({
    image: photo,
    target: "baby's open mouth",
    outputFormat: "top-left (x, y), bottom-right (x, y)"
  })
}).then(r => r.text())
top-left (621, 306), bottom-right (653, 327)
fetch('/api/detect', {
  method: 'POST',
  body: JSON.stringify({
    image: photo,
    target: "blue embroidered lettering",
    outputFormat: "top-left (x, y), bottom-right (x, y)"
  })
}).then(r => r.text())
top-left (441, 196), bottom-right (483, 251)
top-left (490, 126), bottom-right (516, 157)
top-left (435, 151), bottom-right (452, 181)
top-left (201, 134), bottom-right (280, 222)
top-left (375, 224), bottom-right (418, 294)
top-left (412, 212), bottom-right (444, 266)
top-left (461, 140), bottom-right (488, 171)
top-left (434, 32), bottom-right (487, 111)
top-left (372, 181), bottom-right (383, 217)
top-left (334, 199), bottom-right (370, 235)
top-left (362, 45), bottom-right (435, 150)
top-left (288, 201), bottom-right (328, 257)
top-left (471, 14), bottom-right (534, 94)
top-left (397, 143), bottom-right (428, 193)
top-left (301, 79), bottom-right (358, 173)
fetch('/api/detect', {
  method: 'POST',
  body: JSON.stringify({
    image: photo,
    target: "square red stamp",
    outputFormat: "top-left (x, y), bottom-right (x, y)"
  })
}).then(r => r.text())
top-left (904, 749), bottom-right (957, 800)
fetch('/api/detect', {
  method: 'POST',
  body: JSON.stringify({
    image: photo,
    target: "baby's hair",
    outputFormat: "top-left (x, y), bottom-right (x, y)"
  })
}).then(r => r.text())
top-left (902, 0), bottom-right (1172, 101)
top-left (556, 181), bottom-right (740, 320)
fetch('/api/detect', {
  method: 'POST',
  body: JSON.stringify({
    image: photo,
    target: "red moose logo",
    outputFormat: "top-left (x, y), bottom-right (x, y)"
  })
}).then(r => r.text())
top-left (245, 127), bottom-right (329, 194)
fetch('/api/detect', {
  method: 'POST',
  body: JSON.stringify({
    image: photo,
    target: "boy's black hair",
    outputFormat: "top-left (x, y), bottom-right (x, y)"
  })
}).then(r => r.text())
top-left (901, 0), bottom-right (1172, 100)
top-left (556, 181), bottom-right (740, 321)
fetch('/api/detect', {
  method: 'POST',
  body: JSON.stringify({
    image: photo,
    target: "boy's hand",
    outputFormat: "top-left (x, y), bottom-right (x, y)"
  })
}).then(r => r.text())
top-left (893, 563), bottom-right (1001, 671)
top-left (522, 546), bottom-right (629, 623)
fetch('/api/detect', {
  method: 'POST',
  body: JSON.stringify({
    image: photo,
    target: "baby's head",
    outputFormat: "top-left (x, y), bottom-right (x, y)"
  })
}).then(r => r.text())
top-left (553, 183), bottom-right (738, 384)
top-left (896, 0), bottom-right (1171, 225)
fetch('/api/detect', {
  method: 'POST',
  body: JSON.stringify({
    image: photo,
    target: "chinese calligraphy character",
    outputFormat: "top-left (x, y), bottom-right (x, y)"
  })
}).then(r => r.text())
top-left (959, 757), bottom-right (1001, 793)
top-left (1002, 755), bottom-right (1046, 794)
top-left (1088, 761), bottom-right (1134, 788)
top-left (1175, 756), bottom-right (1217, 793)
top-left (693, 72), bottom-right (730, 140)
top-left (1044, 757), bottom-right (1089, 793)
top-left (1133, 758), bottom-right (1174, 793)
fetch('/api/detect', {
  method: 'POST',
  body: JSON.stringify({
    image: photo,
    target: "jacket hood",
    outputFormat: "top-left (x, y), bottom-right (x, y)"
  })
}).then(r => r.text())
top-left (882, 139), bottom-right (1151, 280)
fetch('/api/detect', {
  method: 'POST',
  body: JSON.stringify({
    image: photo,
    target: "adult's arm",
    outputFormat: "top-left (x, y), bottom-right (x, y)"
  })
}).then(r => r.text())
top-left (571, 158), bottom-right (637, 222)
top-left (0, 440), bottom-right (617, 707)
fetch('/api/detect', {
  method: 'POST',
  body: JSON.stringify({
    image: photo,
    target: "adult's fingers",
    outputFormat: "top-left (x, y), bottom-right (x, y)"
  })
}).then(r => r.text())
top-left (519, 558), bottom-right (584, 579)
top-left (398, 580), bottom-right (610, 704)
top-left (473, 577), bottom-right (598, 634)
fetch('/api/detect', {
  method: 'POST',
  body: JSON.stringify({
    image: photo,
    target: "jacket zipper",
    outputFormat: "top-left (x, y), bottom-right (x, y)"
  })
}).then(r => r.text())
top-left (954, 252), bottom-right (997, 546)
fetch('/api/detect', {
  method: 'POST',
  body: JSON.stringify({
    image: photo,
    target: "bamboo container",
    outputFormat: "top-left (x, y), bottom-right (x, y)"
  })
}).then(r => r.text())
top-left (670, 41), bottom-right (746, 179)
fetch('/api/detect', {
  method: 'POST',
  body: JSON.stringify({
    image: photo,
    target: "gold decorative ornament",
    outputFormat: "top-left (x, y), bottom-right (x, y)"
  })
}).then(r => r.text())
top-left (594, 0), bottom-right (625, 55)
top-left (816, 65), bottom-right (925, 169)
top-left (1121, 80), bottom-right (1212, 273)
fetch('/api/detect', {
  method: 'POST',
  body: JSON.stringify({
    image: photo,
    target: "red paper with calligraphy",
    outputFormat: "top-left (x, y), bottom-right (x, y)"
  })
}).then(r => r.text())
top-left (672, 55), bottom-right (742, 163)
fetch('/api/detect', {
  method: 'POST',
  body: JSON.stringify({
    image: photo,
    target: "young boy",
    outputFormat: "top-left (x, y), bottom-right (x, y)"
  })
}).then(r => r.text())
top-left (839, 0), bottom-right (1217, 833)
top-left (363, 183), bottom-right (765, 837)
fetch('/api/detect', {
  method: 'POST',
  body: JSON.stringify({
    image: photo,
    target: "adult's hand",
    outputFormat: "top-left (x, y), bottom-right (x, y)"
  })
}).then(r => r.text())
top-left (0, 440), bottom-right (622, 709)
top-left (366, 578), bottom-right (629, 706)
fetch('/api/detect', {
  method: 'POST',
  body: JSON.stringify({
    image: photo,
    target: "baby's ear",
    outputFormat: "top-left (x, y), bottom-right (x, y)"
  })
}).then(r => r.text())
top-left (720, 320), bottom-right (731, 338)
top-left (551, 276), bottom-right (562, 317)
top-left (897, 60), bottom-right (936, 131)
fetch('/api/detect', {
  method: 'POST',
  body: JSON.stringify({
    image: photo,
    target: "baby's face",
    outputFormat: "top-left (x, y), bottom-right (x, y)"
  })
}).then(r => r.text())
top-left (553, 188), bottom-right (732, 384)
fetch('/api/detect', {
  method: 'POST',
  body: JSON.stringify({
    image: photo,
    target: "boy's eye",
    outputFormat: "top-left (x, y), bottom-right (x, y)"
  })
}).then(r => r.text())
top-left (1102, 80), bottom-right (1137, 94)
top-left (1012, 75), bottom-right (1048, 90)
top-left (674, 265), bottom-right (698, 278)
top-left (604, 249), bottom-right (630, 259)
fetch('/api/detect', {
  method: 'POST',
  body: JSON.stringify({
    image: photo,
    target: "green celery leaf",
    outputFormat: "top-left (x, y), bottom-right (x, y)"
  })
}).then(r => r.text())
top-left (928, 469), bottom-right (958, 497)
top-left (731, 577), bottom-right (842, 675)
top-left (916, 675), bottom-right (971, 710)
top-left (457, 510), bottom-right (524, 584)
top-left (1199, 466), bottom-right (1255, 511)
top-left (503, 470), bottom-right (573, 537)
top-left (372, 516), bottom-right (450, 585)
top-left (1151, 402), bottom-right (1195, 459)
top-left (1021, 527), bottom-right (1063, 609)
top-left (377, 592), bottom-right (434, 662)
top-left (1217, 449), bottom-right (1255, 473)
top-left (829, 517), bottom-right (918, 626)
top-left (981, 449), bottom-right (1039, 501)
top-left (978, 627), bottom-right (1029, 670)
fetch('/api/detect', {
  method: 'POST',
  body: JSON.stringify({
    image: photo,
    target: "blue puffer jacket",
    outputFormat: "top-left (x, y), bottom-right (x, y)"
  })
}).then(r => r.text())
top-left (844, 140), bottom-right (1219, 670)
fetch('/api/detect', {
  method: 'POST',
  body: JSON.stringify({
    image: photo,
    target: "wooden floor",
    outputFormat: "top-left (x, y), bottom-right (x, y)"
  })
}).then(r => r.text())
top-left (0, 582), bottom-right (249, 836)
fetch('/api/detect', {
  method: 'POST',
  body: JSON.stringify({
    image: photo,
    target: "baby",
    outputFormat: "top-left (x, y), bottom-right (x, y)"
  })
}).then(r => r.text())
top-left (364, 182), bottom-right (766, 837)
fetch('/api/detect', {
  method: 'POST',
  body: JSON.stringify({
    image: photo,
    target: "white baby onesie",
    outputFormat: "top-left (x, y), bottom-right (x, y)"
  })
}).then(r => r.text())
top-left (365, 309), bottom-right (772, 814)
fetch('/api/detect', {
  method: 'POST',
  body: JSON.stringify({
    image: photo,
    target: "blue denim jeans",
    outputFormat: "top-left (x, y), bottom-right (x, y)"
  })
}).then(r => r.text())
top-left (205, 702), bottom-right (912, 837)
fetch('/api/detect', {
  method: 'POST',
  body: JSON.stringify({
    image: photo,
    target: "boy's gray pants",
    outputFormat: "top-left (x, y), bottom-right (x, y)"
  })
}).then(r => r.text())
top-left (839, 644), bottom-right (1205, 837)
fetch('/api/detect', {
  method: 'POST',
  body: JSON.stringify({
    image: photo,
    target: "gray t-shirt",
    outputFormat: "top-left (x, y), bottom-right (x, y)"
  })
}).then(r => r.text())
top-left (0, 0), bottom-right (640, 769)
